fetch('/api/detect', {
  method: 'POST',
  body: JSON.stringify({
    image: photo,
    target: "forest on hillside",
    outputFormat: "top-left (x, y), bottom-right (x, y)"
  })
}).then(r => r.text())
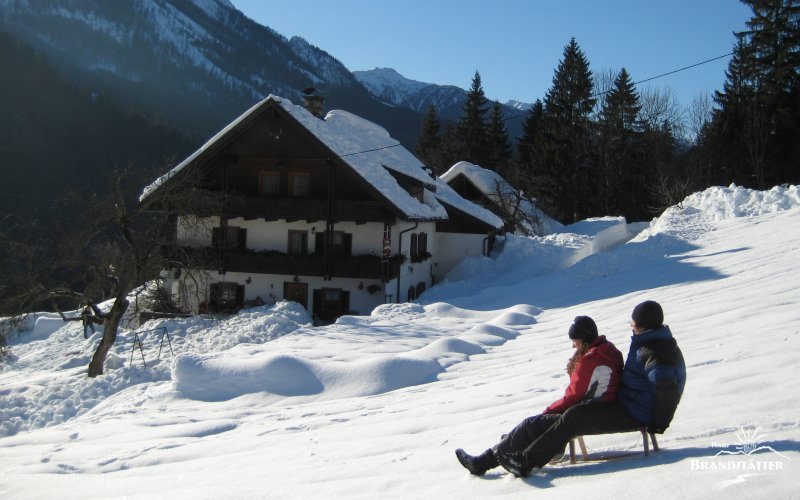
top-left (416, 0), bottom-right (799, 223)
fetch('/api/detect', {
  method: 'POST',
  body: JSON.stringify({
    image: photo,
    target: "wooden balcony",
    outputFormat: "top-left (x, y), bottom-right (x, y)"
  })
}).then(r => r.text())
top-left (182, 248), bottom-right (401, 281)
top-left (227, 197), bottom-right (390, 223)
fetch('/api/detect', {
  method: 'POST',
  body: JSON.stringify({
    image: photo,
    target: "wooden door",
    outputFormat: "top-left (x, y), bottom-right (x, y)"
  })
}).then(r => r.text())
top-left (284, 282), bottom-right (308, 310)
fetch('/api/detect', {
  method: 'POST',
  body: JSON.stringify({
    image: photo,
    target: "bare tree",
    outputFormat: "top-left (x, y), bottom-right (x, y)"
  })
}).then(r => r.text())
top-left (0, 169), bottom-right (216, 376)
top-left (639, 86), bottom-right (686, 137)
top-left (687, 92), bottom-right (714, 143)
top-left (648, 175), bottom-right (693, 214)
top-left (488, 179), bottom-right (550, 236)
top-left (592, 67), bottom-right (619, 120)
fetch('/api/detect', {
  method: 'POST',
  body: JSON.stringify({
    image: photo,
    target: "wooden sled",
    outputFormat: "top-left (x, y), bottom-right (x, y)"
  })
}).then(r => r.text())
top-left (568, 428), bottom-right (659, 464)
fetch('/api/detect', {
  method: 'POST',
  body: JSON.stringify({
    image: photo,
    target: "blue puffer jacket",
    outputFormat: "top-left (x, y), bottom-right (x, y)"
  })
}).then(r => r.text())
top-left (618, 325), bottom-right (686, 432)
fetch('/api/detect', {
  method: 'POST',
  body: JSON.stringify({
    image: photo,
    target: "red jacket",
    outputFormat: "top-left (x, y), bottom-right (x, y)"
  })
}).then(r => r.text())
top-left (544, 335), bottom-right (623, 414)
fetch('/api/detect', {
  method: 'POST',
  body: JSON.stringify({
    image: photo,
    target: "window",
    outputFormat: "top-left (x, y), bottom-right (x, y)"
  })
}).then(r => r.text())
top-left (209, 281), bottom-right (244, 313)
top-left (212, 226), bottom-right (246, 250)
top-left (410, 232), bottom-right (428, 262)
top-left (259, 171), bottom-right (280, 195)
top-left (312, 288), bottom-right (350, 325)
top-left (408, 286), bottom-right (416, 301)
top-left (416, 281), bottom-right (426, 298)
top-left (288, 230), bottom-right (308, 255)
top-left (409, 184), bottom-right (424, 201)
top-left (288, 172), bottom-right (310, 196)
top-left (315, 231), bottom-right (352, 255)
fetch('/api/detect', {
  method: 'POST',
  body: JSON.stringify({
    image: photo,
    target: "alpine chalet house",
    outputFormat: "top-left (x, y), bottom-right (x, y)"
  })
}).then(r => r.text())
top-left (140, 95), bottom-right (502, 324)
top-left (441, 161), bottom-right (563, 236)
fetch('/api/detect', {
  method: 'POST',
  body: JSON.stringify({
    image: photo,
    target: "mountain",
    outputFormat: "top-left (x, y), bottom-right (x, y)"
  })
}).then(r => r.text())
top-left (0, 0), bottom-right (424, 141)
top-left (0, 29), bottom-right (198, 218)
top-left (354, 67), bottom-right (531, 139)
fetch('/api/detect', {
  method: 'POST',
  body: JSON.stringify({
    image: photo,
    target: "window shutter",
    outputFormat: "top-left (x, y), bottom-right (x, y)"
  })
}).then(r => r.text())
top-left (315, 232), bottom-right (324, 254)
top-left (238, 228), bottom-right (247, 249)
top-left (344, 233), bottom-right (353, 255)
top-left (312, 289), bottom-right (321, 315)
top-left (340, 291), bottom-right (350, 313)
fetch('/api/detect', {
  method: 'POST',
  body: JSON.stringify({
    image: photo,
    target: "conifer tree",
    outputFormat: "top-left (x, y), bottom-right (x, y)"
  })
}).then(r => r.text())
top-left (597, 68), bottom-right (643, 217)
top-left (530, 38), bottom-right (596, 223)
top-left (739, 0), bottom-right (800, 185)
top-left (487, 102), bottom-right (512, 174)
top-left (517, 99), bottom-right (543, 168)
top-left (456, 71), bottom-right (491, 166)
top-left (706, 0), bottom-right (800, 187)
top-left (707, 37), bottom-right (761, 186)
top-left (417, 104), bottom-right (442, 174)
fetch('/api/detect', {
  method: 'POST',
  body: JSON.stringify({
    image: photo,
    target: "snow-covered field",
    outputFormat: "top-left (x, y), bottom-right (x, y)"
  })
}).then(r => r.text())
top-left (1, 184), bottom-right (799, 499)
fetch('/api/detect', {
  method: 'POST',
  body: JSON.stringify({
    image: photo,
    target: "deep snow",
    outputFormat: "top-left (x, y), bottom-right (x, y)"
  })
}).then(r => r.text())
top-left (1, 184), bottom-right (799, 499)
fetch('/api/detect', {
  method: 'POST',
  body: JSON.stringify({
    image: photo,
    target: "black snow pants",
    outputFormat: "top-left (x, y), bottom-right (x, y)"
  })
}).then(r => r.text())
top-left (496, 401), bottom-right (644, 471)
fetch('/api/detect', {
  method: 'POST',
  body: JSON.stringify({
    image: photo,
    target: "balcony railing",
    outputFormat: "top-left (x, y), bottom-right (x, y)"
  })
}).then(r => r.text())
top-left (227, 197), bottom-right (389, 223)
top-left (178, 247), bottom-right (401, 281)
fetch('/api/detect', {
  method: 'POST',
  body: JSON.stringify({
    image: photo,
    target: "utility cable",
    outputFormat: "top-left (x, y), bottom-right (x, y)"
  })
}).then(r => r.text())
top-left (336, 51), bottom-right (734, 158)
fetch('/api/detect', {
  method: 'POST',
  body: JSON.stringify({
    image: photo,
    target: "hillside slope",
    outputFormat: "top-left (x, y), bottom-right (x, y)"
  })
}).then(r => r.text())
top-left (0, 185), bottom-right (798, 498)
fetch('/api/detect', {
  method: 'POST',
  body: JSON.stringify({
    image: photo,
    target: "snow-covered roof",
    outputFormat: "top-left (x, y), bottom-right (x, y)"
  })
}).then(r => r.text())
top-left (141, 96), bottom-right (501, 229)
top-left (441, 161), bottom-right (563, 234)
top-left (441, 161), bottom-right (516, 199)
top-left (431, 178), bottom-right (503, 229)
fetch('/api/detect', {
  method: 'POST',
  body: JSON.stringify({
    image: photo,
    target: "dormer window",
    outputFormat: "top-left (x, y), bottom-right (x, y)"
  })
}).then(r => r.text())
top-left (289, 172), bottom-right (310, 196)
top-left (409, 184), bottom-right (424, 202)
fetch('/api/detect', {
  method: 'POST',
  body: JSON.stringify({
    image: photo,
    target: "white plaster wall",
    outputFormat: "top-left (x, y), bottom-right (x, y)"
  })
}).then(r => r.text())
top-left (177, 216), bottom-right (219, 247)
top-left (175, 270), bottom-right (388, 317)
top-left (181, 217), bottom-right (386, 256)
top-left (175, 218), bottom-right (472, 307)
top-left (391, 220), bottom-right (437, 302)
top-left (434, 232), bottom-right (490, 279)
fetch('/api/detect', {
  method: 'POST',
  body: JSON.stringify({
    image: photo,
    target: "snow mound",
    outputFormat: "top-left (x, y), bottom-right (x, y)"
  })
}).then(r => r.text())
top-left (681, 184), bottom-right (800, 220)
top-left (172, 336), bottom-right (486, 402)
top-left (637, 184), bottom-right (800, 242)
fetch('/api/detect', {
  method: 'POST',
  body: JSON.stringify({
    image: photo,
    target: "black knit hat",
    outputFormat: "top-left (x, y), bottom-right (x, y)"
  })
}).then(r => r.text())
top-left (568, 316), bottom-right (598, 343)
top-left (632, 300), bottom-right (664, 330)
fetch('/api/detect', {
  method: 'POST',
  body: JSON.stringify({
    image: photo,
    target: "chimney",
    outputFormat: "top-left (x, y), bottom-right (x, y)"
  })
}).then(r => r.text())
top-left (302, 87), bottom-right (325, 118)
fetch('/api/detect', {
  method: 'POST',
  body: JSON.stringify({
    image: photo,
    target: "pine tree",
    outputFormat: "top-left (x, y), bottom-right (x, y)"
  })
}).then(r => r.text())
top-left (706, 0), bottom-right (800, 187)
top-left (531, 38), bottom-right (596, 223)
top-left (708, 37), bottom-right (761, 186)
top-left (597, 68), bottom-right (643, 217)
top-left (456, 71), bottom-right (491, 166)
top-left (739, 0), bottom-right (800, 185)
top-left (517, 99), bottom-right (543, 167)
top-left (486, 102), bottom-right (512, 174)
top-left (417, 104), bottom-right (442, 174)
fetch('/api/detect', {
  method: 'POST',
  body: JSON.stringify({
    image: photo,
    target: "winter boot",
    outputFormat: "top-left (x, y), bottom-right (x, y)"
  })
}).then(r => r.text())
top-left (455, 448), bottom-right (499, 476)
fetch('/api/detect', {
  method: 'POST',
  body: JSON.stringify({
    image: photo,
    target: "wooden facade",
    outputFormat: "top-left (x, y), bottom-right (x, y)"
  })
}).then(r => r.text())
top-left (143, 97), bottom-right (500, 322)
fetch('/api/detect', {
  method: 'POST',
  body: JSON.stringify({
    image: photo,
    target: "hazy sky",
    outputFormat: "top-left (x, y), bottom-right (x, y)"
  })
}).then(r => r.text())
top-left (232, 0), bottom-right (752, 108)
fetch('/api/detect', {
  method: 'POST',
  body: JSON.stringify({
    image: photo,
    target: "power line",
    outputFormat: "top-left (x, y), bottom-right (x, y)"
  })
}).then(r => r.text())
top-left (337, 51), bottom-right (734, 159)
top-left (504, 51), bottom-right (735, 123)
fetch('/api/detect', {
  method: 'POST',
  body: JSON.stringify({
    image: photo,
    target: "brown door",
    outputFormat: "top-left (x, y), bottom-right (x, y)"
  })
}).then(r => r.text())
top-left (284, 282), bottom-right (308, 310)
